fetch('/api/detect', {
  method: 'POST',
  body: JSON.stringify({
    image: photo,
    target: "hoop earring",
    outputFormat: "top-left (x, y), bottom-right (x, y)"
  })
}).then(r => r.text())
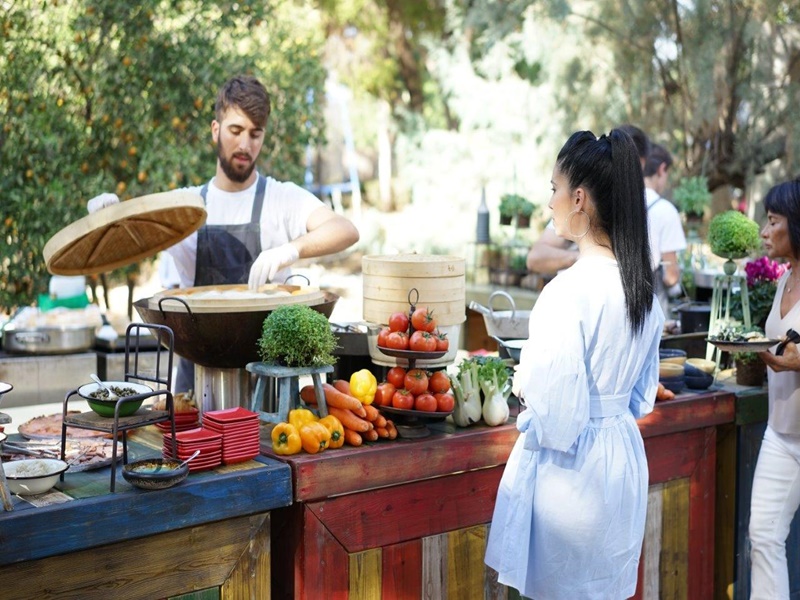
top-left (567, 209), bottom-right (590, 239)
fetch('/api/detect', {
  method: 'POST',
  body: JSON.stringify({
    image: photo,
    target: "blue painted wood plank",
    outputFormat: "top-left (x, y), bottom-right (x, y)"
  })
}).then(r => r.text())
top-left (0, 456), bottom-right (291, 565)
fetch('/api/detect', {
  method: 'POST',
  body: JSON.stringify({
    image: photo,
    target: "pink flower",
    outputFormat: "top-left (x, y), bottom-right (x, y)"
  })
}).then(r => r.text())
top-left (745, 256), bottom-right (788, 287)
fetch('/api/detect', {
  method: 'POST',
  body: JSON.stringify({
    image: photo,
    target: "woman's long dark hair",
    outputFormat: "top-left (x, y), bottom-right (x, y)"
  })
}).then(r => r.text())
top-left (556, 129), bottom-right (654, 335)
top-left (763, 179), bottom-right (800, 260)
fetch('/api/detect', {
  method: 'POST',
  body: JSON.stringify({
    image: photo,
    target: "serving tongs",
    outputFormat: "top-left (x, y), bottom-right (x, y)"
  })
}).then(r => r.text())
top-left (775, 329), bottom-right (800, 356)
top-left (2, 440), bottom-right (60, 459)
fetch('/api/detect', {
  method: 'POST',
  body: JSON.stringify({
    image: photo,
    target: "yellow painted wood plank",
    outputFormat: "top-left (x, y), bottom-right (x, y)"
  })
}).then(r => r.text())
top-left (350, 548), bottom-right (382, 600)
top-left (447, 525), bottom-right (487, 600)
top-left (422, 533), bottom-right (447, 600)
top-left (643, 483), bottom-right (664, 600)
top-left (0, 514), bottom-right (268, 599)
top-left (661, 477), bottom-right (690, 600)
top-left (221, 513), bottom-right (271, 600)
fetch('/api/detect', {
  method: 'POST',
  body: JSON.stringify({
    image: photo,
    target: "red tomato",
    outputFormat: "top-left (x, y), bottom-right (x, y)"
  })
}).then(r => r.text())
top-left (386, 367), bottom-right (406, 388)
top-left (385, 331), bottom-right (409, 350)
top-left (377, 327), bottom-right (391, 348)
top-left (410, 307), bottom-right (436, 333)
top-left (404, 369), bottom-right (429, 395)
top-left (388, 311), bottom-right (409, 333)
top-left (415, 393), bottom-right (438, 412)
top-left (435, 331), bottom-right (449, 352)
top-left (429, 370), bottom-right (451, 394)
top-left (374, 382), bottom-right (396, 407)
top-left (409, 330), bottom-right (437, 352)
top-left (434, 392), bottom-right (455, 413)
top-left (392, 388), bottom-right (414, 410)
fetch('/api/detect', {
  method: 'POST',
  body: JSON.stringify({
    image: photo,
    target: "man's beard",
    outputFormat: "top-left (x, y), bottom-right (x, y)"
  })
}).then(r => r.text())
top-left (218, 147), bottom-right (256, 183)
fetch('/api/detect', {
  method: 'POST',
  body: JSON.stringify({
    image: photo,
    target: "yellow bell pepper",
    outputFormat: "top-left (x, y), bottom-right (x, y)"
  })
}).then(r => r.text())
top-left (289, 407), bottom-right (317, 431)
top-left (349, 369), bottom-right (378, 405)
top-left (319, 415), bottom-right (345, 449)
top-left (299, 421), bottom-right (331, 454)
top-left (271, 422), bottom-right (302, 455)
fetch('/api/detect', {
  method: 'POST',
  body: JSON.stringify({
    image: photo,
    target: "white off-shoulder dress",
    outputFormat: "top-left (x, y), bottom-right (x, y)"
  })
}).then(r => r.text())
top-left (485, 256), bottom-right (664, 599)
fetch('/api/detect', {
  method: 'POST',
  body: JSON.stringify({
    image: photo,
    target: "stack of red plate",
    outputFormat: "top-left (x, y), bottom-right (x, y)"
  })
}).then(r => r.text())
top-left (202, 407), bottom-right (260, 465)
top-left (155, 408), bottom-right (200, 433)
top-left (162, 427), bottom-right (222, 472)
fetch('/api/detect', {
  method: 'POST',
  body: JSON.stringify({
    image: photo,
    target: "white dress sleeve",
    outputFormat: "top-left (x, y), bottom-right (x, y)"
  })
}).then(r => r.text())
top-left (514, 286), bottom-right (590, 453)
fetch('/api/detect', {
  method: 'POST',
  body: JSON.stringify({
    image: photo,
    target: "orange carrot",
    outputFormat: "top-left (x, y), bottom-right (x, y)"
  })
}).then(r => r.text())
top-left (375, 426), bottom-right (389, 438)
top-left (374, 414), bottom-right (387, 428)
top-left (322, 383), bottom-right (367, 416)
top-left (333, 379), bottom-right (352, 395)
top-left (385, 420), bottom-right (398, 440)
top-left (343, 428), bottom-right (363, 446)
top-left (328, 406), bottom-right (371, 432)
top-left (363, 428), bottom-right (379, 442)
top-left (363, 404), bottom-right (380, 422)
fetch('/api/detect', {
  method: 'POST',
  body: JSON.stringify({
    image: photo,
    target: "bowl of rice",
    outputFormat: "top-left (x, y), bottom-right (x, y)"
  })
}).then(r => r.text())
top-left (2, 458), bottom-right (69, 495)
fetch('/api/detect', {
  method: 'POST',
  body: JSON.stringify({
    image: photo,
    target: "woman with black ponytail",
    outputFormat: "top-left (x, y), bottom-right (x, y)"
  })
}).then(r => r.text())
top-left (485, 129), bottom-right (664, 599)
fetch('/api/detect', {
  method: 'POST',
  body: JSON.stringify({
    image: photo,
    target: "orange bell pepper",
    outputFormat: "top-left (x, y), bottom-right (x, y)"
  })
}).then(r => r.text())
top-left (299, 421), bottom-right (331, 454)
top-left (319, 415), bottom-right (345, 449)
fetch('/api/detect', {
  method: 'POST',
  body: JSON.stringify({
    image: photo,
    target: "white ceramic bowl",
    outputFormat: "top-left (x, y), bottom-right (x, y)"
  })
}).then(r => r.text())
top-left (3, 458), bottom-right (69, 495)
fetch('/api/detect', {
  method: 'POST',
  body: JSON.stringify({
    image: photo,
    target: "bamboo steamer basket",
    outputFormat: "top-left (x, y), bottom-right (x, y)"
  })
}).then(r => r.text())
top-left (362, 254), bottom-right (465, 368)
top-left (362, 254), bottom-right (466, 327)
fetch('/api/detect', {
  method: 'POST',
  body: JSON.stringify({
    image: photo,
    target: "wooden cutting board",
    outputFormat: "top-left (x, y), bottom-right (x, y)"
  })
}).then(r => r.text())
top-left (43, 191), bottom-right (206, 275)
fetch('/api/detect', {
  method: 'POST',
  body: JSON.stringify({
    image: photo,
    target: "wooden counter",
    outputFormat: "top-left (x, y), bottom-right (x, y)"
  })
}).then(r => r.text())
top-left (0, 432), bottom-right (293, 599)
top-left (263, 388), bottom-right (735, 600)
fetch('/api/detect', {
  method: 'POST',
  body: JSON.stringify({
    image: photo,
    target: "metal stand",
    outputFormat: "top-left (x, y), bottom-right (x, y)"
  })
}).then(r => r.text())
top-left (246, 363), bottom-right (333, 423)
top-left (60, 324), bottom-right (178, 492)
top-left (706, 259), bottom-right (751, 365)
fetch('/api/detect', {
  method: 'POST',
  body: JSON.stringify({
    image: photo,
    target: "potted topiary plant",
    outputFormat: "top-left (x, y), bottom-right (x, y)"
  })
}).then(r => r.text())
top-left (499, 194), bottom-right (521, 226)
top-left (707, 210), bottom-right (761, 274)
top-left (674, 176), bottom-right (712, 222)
top-left (516, 198), bottom-right (536, 229)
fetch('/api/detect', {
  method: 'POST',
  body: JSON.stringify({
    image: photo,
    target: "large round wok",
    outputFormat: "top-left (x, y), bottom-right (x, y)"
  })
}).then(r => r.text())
top-left (133, 290), bottom-right (339, 369)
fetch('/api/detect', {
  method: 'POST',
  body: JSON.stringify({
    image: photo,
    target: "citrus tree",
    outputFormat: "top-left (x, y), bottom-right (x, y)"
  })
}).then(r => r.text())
top-left (0, 0), bottom-right (325, 311)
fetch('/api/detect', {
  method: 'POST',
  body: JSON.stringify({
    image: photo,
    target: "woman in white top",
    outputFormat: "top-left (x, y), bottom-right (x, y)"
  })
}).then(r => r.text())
top-left (751, 179), bottom-right (800, 599)
top-left (485, 129), bottom-right (664, 599)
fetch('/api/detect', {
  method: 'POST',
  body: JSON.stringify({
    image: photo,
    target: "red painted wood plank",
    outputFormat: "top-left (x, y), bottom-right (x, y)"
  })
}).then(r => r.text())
top-left (382, 539), bottom-right (423, 600)
top-left (645, 427), bottom-right (705, 484)
top-left (688, 426), bottom-right (716, 599)
top-left (303, 505), bottom-right (351, 600)
top-left (262, 422), bottom-right (519, 502)
top-left (306, 466), bottom-right (504, 553)
top-left (637, 392), bottom-right (734, 439)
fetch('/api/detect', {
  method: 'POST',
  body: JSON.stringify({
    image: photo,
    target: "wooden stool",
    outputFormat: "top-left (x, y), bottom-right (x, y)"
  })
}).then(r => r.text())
top-left (246, 363), bottom-right (333, 424)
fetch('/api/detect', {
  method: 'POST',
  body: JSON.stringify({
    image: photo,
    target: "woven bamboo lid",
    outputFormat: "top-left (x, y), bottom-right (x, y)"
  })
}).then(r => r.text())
top-left (43, 192), bottom-right (206, 276)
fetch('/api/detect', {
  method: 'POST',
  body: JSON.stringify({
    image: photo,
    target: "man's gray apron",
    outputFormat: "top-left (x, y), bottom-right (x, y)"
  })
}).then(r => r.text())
top-left (174, 175), bottom-right (266, 393)
top-left (647, 195), bottom-right (669, 316)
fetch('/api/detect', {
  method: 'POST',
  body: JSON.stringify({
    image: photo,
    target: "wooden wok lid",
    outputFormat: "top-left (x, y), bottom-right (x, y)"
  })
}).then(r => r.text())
top-left (43, 191), bottom-right (206, 276)
top-left (147, 283), bottom-right (326, 313)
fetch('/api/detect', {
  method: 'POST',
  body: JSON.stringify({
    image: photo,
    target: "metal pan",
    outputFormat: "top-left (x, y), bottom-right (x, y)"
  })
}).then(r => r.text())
top-left (469, 290), bottom-right (531, 340)
top-left (133, 291), bottom-right (339, 369)
top-left (491, 335), bottom-right (525, 363)
top-left (2, 324), bottom-right (95, 354)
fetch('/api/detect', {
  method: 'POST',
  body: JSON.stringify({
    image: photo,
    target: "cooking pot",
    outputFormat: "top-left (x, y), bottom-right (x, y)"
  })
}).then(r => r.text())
top-left (133, 285), bottom-right (339, 369)
top-left (491, 336), bottom-right (525, 363)
top-left (677, 302), bottom-right (711, 334)
top-left (469, 290), bottom-right (531, 340)
top-left (2, 323), bottom-right (95, 354)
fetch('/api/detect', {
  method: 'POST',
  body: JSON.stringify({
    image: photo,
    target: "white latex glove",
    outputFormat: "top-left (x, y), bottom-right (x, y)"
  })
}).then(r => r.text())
top-left (248, 244), bottom-right (300, 289)
top-left (87, 193), bottom-right (120, 214)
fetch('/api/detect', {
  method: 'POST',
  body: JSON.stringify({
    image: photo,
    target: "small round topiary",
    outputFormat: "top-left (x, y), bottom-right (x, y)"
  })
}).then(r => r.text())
top-left (707, 210), bottom-right (761, 259)
top-left (258, 304), bottom-right (338, 367)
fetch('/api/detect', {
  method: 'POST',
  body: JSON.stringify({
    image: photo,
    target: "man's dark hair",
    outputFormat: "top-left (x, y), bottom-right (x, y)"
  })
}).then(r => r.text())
top-left (643, 143), bottom-right (673, 178)
top-left (215, 75), bottom-right (271, 128)
top-left (617, 124), bottom-right (650, 162)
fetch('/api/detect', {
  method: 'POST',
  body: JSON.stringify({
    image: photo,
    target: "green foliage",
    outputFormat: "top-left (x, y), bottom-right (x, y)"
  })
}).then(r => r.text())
top-left (673, 176), bottom-right (712, 216)
top-left (0, 1), bottom-right (326, 311)
top-left (730, 280), bottom-right (777, 330)
top-left (518, 197), bottom-right (536, 217)
top-left (258, 305), bottom-right (338, 367)
top-left (707, 211), bottom-right (761, 258)
top-left (499, 193), bottom-right (525, 216)
top-left (736, 351), bottom-right (761, 365)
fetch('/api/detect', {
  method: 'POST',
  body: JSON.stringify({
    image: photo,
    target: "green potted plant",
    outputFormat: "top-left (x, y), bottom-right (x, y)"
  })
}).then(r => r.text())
top-left (517, 198), bottom-right (537, 228)
top-left (735, 351), bottom-right (767, 387)
top-left (499, 194), bottom-right (521, 226)
top-left (673, 176), bottom-right (712, 221)
top-left (707, 210), bottom-right (761, 273)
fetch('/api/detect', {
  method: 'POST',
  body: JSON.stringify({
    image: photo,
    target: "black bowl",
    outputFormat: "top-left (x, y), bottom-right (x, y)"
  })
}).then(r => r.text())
top-left (122, 458), bottom-right (189, 491)
top-left (660, 379), bottom-right (685, 394)
top-left (683, 363), bottom-right (707, 378)
top-left (685, 373), bottom-right (714, 390)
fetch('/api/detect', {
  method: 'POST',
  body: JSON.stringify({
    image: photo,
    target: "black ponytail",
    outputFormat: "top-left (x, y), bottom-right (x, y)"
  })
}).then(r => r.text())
top-left (556, 129), bottom-right (654, 335)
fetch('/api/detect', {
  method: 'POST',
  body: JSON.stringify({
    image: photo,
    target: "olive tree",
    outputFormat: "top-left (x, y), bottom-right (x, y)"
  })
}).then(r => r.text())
top-left (0, 0), bottom-right (326, 311)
